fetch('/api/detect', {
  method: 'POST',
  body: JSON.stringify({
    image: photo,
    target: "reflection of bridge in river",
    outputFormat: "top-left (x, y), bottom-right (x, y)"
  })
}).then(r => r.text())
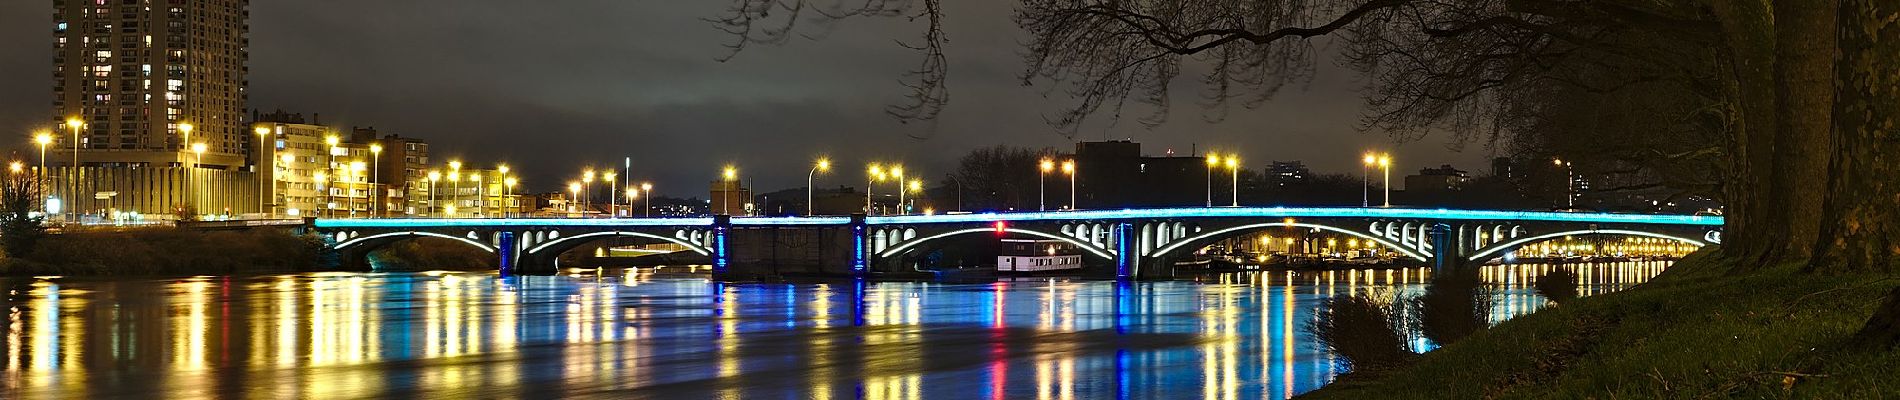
top-left (312, 207), bottom-right (1723, 280)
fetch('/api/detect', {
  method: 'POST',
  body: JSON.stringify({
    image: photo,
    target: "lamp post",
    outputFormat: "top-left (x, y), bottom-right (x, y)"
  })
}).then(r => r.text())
top-left (1038, 158), bottom-right (1054, 211)
top-left (450, 161), bottom-right (464, 218)
top-left (1226, 155), bottom-right (1239, 207)
top-left (503, 176), bottom-right (518, 218)
top-left (604, 169), bottom-right (618, 218)
top-left (1378, 155), bottom-right (1392, 207)
top-left (581, 168), bottom-right (594, 217)
top-left (351, 161), bottom-right (367, 218)
top-left (1061, 160), bottom-right (1076, 210)
top-left (1361, 153), bottom-right (1375, 208)
top-left (807, 158), bottom-right (830, 216)
top-left (33, 133), bottom-right (51, 206)
top-left (325, 135), bottom-right (340, 218)
top-left (369, 143), bottom-right (382, 218)
top-left (255, 126), bottom-right (273, 217)
top-left (866, 163), bottom-right (884, 215)
top-left (65, 118), bottom-right (83, 222)
top-left (1554, 158), bottom-right (1574, 209)
top-left (640, 182), bottom-right (653, 217)
top-left (1205, 152), bottom-right (1219, 207)
top-left (906, 179), bottom-right (922, 214)
top-left (497, 164), bottom-right (511, 217)
top-left (426, 170), bottom-right (440, 218)
top-left (891, 165), bottom-right (906, 215)
top-left (179, 122), bottom-right (193, 168)
top-left (626, 188), bottom-right (639, 218)
top-left (191, 143), bottom-right (206, 216)
top-left (721, 166), bottom-right (738, 215)
top-left (568, 181), bottom-right (582, 216)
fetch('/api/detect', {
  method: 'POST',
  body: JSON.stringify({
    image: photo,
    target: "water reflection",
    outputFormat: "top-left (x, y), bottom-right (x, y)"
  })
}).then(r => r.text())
top-left (0, 262), bottom-right (1669, 399)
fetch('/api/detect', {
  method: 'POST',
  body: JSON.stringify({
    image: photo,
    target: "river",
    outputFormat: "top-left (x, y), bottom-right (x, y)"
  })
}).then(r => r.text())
top-left (0, 261), bottom-right (1671, 399)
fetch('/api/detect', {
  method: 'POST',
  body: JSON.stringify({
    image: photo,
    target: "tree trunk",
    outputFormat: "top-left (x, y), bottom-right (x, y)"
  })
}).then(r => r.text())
top-left (1810, 0), bottom-right (1900, 274)
top-left (1765, 0), bottom-right (1838, 261)
top-left (1704, 2), bottom-right (1780, 265)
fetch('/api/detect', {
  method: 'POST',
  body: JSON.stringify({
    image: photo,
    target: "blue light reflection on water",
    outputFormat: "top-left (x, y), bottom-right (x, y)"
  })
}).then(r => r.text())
top-left (0, 262), bottom-right (1670, 399)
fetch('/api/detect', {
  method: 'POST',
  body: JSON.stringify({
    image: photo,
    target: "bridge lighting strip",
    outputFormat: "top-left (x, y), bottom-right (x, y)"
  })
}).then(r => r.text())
top-left (866, 207), bottom-right (1723, 226)
top-left (315, 207), bottom-right (1721, 228)
top-left (1464, 229), bottom-right (1708, 261)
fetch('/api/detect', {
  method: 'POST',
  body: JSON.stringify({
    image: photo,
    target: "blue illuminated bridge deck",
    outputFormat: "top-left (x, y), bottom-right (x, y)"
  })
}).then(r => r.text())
top-left (312, 207), bottom-right (1724, 228)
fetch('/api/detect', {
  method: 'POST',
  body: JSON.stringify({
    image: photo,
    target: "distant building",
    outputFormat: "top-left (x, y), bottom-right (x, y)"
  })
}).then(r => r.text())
top-left (1404, 164), bottom-right (1470, 194)
top-left (709, 179), bottom-right (752, 216)
top-left (48, 0), bottom-right (256, 220)
top-left (1074, 140), bottom-right (1216, 208)
top-left (1268, 161), bottom-right (1310, 187)
top-left (253, 111), bottom-right (335, 217)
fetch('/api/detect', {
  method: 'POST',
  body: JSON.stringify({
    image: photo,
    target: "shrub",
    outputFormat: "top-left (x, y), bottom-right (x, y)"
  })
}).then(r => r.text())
top-left (1534, 267), bottom-right (1581, 303)
top-left (1308, 292), bottom-right (1417, 374)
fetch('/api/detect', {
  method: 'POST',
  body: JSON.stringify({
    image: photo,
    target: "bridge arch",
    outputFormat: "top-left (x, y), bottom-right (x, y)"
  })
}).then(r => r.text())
top-left (1148, 222), bottom-right (1429, 262)
top-left (523, 231), bottom-right (713, 257)
top-left (876, 227), bottom-right (1115, 260)
top-left (1465, 229), bottom-right (1708, 262)
top-left (334, 231), bottom-right (498, 253)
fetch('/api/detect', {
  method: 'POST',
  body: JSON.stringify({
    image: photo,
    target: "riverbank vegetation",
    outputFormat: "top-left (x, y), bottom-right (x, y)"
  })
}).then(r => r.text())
top-left (1, 228), bottom-right (330, 276)
top-left (1302, 249), bottom-right (1900, 398)
top-left (365, 238), bottom-right (497, 271)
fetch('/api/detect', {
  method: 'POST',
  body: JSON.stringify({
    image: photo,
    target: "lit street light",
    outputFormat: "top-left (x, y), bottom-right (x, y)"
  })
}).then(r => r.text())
top-left (568, 181), bottom-right (583, 216)
top-left (191, 143), bottom-right (207, 216)
top-left (1205, 152), bottom-right (1219, 207)
top-left (426, 170), bottom-right (441, 218)
top-left (256, 126), bottom-right (274, 218)
top-left (1039, 158), bottom-right (1055, 211)
top-left (907, 178), bottom-right (923, 214)
top-left (892, 165), bottom-right (908, 214)
top-left (33, 132), bottom-right (51, 205)
top-left (503, 176), bottom-right (518, 218)
top-left (640, 182), bottom-right (653, 217)
top-left (1061, 160), bottom-right (1076, 210)
top-left (604, 169), bottom-right (618, 218)
top-left (808, 158), bottom-right (831, 216)
top-left (867, 163), bottom-right (884, 215)
top-left (721, 165), bottom-right (738, 215)
top-left (1555, 158), bottom-right (1575, 209)
top-left (1378, 155), bottom-right (1392, 207)
top-left (66, 117), bottom-right (84, 222)
top-left (1225, 155), bottom-right (1240, 207)
top-left (368, 143), bottom-right (382, 218)
top-left (1362, 153), bottom-right (1376, 208)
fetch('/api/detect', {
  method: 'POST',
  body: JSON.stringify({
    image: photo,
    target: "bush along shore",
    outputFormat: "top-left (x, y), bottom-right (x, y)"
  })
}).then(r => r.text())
top-left (1300, 248), bottom-right (1900, 399)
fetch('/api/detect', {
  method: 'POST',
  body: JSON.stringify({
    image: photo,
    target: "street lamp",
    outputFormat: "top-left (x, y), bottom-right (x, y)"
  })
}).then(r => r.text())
top-left (351, 161), bottom-right (367, 218)
top-left (1554, 158), bottom-right (1574, 209)
top-left (640, 182), bottom-right (653, 217)
top-left (503, 176), bottom-right (518, 218)
top-left (1060, 160), bottom-right (1076, 210)
top-left (1362, 153), bottom-right (1376, 208)
top-left (581, 168), bottom-right (594, 216)
top-left (325, 135), bottom-right (341, 217)
top-left (368, 143), bottom-right (382, 218)
top-left (314, 170), bottom-right (329, 219)
top-left (65, 118), bottom-right (83, 222)
top-left (467, 172), bottom-right (481, 218)
top-left (426, 170), bottom-right (441, 218)
top-left (808, 158), bottom-right (830, 216)
top-left (1039, 158), bottom-right (1055, 211)
top-left (604, 169), bottom-right (618, 218)
top-left (721, 165), bottom-right (738, 215)
top-left (450, 161), bottom-right (465, 217)
top-left (906, 178), bottom-right (923, 214)
top-left (1205, 152), bottom-right (1219, 207)
top-left (1225, 155), bottom-right (1239, 207)
top-left (866, 163), bottom-right (884, 215)
top-left (568, 181), bottom-right (583, 216)
top-left (179, 123), bottom-right (194, 167)
top-left (1378, 155), bottom-right (1392, 207)
top-left (33, 132), bottom-right (51, 202)
top-left (891, 165), bottom-right (907, 214)
top-left (191, 142), bottom-right (206, 215)
top-left (256, 126), bottom-right (273, 217)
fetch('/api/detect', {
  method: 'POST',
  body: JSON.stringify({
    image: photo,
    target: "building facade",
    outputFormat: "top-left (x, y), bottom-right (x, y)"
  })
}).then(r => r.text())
top-left (53, 0), bottom-right (250, 169)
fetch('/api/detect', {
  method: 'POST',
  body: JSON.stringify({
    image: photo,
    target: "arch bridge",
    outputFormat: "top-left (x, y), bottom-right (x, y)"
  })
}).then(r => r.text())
top-left (312, 207), bottom-right (1722, 279)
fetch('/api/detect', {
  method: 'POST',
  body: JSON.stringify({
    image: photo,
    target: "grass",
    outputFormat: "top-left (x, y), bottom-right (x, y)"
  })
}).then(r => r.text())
top-left (1301, 248), bottom-right (1900, 398)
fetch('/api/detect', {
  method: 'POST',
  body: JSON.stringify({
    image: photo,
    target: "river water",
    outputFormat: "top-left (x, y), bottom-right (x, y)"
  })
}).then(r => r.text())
top-left (0, 262), bottom-right (1670, 399)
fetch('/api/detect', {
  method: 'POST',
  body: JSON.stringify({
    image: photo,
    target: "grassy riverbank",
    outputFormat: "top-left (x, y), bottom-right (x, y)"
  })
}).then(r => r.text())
top-left (1302, 249), bottom-right (1900, 398)
top-left (1, 228), bottom-right (331, 276)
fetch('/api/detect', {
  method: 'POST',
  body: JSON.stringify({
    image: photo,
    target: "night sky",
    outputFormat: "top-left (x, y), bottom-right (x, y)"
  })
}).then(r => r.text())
top-left (0, 1), bottom-right (1491, 196)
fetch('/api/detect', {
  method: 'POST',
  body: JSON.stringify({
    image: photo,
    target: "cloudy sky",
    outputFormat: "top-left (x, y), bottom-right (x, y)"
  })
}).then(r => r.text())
top-left (0, 1), bottom-right (1492, 196)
